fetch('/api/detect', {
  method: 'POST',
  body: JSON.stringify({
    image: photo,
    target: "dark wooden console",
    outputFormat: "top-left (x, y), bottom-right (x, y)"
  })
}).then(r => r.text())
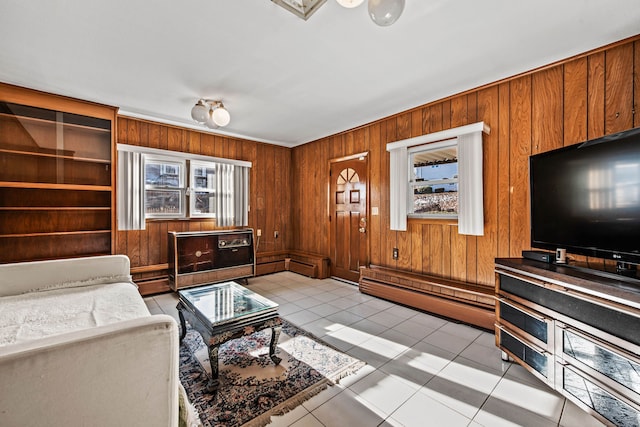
top-left (359, 265), bottom-right (495, 330)
top-left (495, 258), bottom-right (640, 426)
top-left (168, 230), bottom-right (255, 291)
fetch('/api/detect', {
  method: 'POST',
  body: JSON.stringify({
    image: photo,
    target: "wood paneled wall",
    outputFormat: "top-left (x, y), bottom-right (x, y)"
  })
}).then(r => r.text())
top-left (116, 118), bottom-right (291, 269)
top-left (291, 35), bottom-right (640, 288)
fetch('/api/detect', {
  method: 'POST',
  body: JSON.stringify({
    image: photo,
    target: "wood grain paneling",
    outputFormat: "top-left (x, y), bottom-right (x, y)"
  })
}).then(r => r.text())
top-left (290, 35), bottom-right (640, 288)
top-left (115, 117), bottom-right (292, 281)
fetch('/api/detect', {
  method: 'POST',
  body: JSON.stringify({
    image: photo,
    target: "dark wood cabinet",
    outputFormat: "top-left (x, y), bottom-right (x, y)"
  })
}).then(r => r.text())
top-left (495, 258), bottom-right (640, 426)
top-left (0, 83), bottom-right (116, 263)
top-left (168, 230), bottom-right (255, 291)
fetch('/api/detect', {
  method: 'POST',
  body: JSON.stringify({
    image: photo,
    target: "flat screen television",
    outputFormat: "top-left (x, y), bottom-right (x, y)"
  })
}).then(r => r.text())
top-left (529, 126), bottom-right (640, 270)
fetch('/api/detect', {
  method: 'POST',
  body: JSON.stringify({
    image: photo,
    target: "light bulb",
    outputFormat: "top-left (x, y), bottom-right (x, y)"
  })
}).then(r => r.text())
top-left (336, 0), bottom-right (364, 8)
top-left (368, 0), bottom-right (405, 26)
top-left (212, 105), bottom-right (231, 127)
top-left (190, 100), bottom-right (208, 123)
top-left (205, 108), bottom-right (218, 129)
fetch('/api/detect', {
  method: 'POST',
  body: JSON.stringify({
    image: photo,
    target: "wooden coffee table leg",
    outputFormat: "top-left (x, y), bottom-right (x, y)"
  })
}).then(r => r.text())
top-left (269, 326), bottom-right (282, 365)
top-left (208, 344), bottom-right (220, 390)
top-left (177, 308), bottom-right (187, 342)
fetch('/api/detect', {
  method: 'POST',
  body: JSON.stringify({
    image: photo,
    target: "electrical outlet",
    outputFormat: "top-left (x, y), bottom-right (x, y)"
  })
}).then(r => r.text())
top-left (256, 229), bottom-right (262, 237)
top-left (392, 248), bottom-right (399, 260)
top-left (274, 230), bottom-right (279, 239)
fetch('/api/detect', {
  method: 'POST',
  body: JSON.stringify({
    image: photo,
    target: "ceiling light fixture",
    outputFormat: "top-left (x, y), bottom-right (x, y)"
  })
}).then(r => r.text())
top-left (335, 0), bottom-right (364, 8)
top-left (368, 0), bottom-right (405, 26)
top-left (191, 99), bottom-right (231, 129)
top-left (272, 0), bottom-right (327, 20)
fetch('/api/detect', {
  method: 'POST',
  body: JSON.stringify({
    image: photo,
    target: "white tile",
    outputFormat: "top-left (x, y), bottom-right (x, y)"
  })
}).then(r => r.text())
top-left (324, 310), bottom-right (364, 327)
top-left (364, 298), bottom-right (396, 311)
top-left (348, 370), bottom-right (418, 418)
top-left (289, 295), bottom-right (322, 308)
top-left (379, 353), bottom-right (435, 389)
top-left (311, 388), bottom-right (384, 427)
top-left (402, 341), bottom-right (457, 376)
top-left (300, 317), bottom-right (345, 338)
top-left (488, 374), bottom-right (565, 423)
top-left (367, 310), bottom-right (406, 328)
top-left (358, 334), bottom-right (410, 360)
top-left (344, 302), bottom-right (383, 318)
top-left (436, 356), bottom-right (504, 396)
top-left (268, 403), bottom-right (310, 427)
top-left (377, 328), bottom-right (421, 348)
top-left (347, 318), bottom-right (389, 336)
top-left (308, 303), bottom-right (343, 317)
top-left (473, 395), bottom-right (558, 427)
top-left (284, 310), bottom-right (323, 327)
top-left (503, 362), bottom-right (544, 387)
top-left (326, 325), bottom-right (375, 347)
top-left (277, 290), bottom-right (309, 302)
top-left (384, 304), bottom-right (419, 319)
top-left (277, 302), bottom-right (304, 317)
top-left (346, 344), bottom-right (395, 368)
top-left (288, 413), bottom-right (325, 427)
top-left (301, 383), bottom-right (345, 412)
top-left (420, 374), bottom-right (490, 419)
top-left (421, 329), bottom-right (474, 355)
top-left (328, 296), bottom-right (362, 310)
top-left (559, 399), bottom-right (606, 427)
top-left (390, 318), bottom-right (436, 341)
top-left (333, 363), bottom-right (376, 389)
top-left (408, 311), bottom-right (449, 329)
top-left (459, 342), bottom-right (511, 373)
top-left (472, 330), bottom-right (497, 349)
top-left (391, 389), bottom-right (471, 427)
top-left (438, 321), bottom-right (483, 341)
top-left (311, 291), bottom-right (341, 303)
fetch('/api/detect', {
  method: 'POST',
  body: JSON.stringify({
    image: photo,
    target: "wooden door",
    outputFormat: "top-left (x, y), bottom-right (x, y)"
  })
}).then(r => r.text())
top-left (329, 155), bottom-right (368, 282)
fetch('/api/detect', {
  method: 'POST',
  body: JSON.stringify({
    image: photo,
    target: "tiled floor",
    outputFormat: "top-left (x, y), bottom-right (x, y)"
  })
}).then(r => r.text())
top-left (145, 272), bottom-right (605, 427)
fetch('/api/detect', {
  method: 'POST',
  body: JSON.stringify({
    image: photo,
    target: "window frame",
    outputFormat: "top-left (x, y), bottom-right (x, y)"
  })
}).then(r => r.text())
top-left (407, 138), bottom-right (459, 220)
top-left (143, 155), bottom-right (187, 219)
top-left (188, 160), bottom-right (217, 218)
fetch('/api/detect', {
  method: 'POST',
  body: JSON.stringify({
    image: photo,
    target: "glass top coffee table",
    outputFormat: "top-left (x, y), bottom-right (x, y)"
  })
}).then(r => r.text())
top-left (176, 281), bottom-right (282, 390)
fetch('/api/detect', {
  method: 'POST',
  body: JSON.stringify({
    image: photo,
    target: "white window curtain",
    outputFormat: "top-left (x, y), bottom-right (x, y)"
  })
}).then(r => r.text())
top-left (457, 132), bottom-right (484, 236)
top-left (389, 146), bottom-right (408, 231)
top-left (117, 150), bottom-right (145, 230)
top-left (212, 162), bottom-right (250, 227)
top-left (214, 162), bottom-right (235, 227)
top-left (234, 166), bottom-right (250, 227)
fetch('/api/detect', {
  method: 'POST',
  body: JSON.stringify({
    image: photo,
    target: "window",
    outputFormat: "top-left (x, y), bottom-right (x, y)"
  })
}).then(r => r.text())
top-left (189, 161), bottom-right (217, 217)
top-left (144, 156), bottom-right (186, 218)
top-left (409, 140), bottom-right (458, 218)
top-left (387, 122), bottom-right (489, 235)
top-left (117, 144), bottom-right (251, 230)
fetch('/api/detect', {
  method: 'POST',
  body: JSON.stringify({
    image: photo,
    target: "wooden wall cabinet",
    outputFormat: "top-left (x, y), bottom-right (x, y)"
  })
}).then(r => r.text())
top-left (0, 83), bottom-right (117, 263)
top-left (495, 258), bottom-right (640, 426)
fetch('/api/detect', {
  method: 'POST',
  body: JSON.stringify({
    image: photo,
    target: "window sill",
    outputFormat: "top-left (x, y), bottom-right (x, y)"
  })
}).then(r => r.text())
top-left (407, 216), bottom-right (458, 226)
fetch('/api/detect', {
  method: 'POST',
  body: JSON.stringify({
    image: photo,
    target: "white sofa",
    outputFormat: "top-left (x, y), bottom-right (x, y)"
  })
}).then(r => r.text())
top-left (0, 255), bottom-right (187, 427)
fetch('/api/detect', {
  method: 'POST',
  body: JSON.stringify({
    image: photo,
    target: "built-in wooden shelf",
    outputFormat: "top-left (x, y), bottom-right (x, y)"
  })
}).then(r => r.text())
top-left (0, 83), bottom-right (117, 264)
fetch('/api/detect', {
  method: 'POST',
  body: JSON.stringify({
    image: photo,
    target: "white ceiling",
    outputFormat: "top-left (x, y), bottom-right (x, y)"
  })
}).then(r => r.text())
top-left (1, 1), bottom-right (639, 147)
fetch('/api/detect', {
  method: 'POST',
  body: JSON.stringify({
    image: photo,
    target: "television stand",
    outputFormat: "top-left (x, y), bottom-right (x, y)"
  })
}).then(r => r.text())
top-left (495, 258), bottom-right (640, 426)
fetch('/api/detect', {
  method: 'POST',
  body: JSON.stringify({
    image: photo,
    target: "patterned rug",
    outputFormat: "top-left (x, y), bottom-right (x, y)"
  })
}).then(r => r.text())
top-left (179, 319), bottom-right (365, 427)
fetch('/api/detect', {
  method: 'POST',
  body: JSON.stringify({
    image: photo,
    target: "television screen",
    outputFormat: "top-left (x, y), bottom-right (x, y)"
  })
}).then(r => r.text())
top-left (530, 127), bottom-right (640, 265)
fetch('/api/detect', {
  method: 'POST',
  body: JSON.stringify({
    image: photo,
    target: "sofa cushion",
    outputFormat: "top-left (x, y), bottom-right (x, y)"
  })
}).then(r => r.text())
top-left (0, 282), bottom-right (150, 347)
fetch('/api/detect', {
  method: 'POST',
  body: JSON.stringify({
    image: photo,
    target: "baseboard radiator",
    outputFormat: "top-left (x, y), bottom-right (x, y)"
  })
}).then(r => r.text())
top-left (359, 265), bottom-right (495, 330)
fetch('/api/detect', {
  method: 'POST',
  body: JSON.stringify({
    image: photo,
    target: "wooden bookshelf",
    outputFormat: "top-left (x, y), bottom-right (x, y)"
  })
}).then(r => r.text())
top-left (0, 83), bottom-right (117, 263)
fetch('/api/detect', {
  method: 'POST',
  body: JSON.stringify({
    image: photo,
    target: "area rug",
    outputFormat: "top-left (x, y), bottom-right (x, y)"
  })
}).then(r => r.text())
top-left (179, 319), bottom-right (366, 427)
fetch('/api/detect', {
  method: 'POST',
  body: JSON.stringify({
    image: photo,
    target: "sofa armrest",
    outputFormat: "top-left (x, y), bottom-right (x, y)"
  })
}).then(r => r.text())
top-left (0, 314), bottom-right (179, 427)
top-left (0, 255), bottom-right (133, 297)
